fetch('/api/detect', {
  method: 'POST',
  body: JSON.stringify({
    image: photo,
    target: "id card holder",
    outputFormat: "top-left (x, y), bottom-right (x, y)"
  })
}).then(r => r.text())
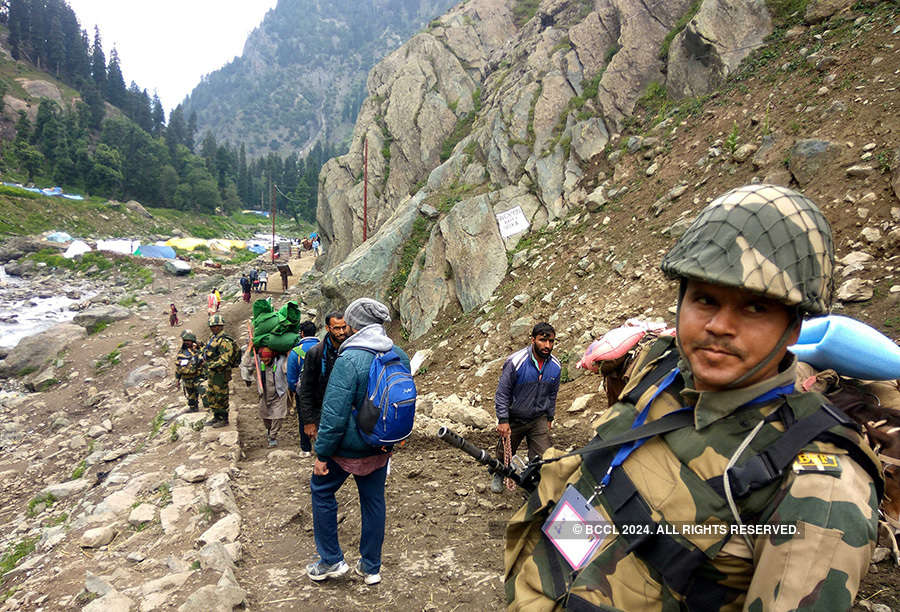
top-left (541, 484), bottom-right (609, 570)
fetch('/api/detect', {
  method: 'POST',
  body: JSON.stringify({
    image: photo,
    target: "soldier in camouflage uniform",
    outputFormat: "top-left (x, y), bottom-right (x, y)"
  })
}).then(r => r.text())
top-left (203, 313), bottom-right (237, 427)
top-left (505, 184), bottom-right (883, 610)
top-left (174, 330), bottom-right (204, 412)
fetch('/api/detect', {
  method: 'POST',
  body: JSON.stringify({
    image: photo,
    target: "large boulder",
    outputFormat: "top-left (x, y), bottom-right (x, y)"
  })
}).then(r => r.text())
top-left (124, 364), bottom-right (168, 388)
top-left (72, 305), bottom-right (132, 332)
top-left (805, 0), bottom-right (855, 23)
top-left (0, 323), bottom-right (86, 378)
top-left (788, 139), bottom-right (843, 186)
top-left (667, 0), bottom-right (773, 99)
top-left (400, 190), bottom-right (517, 340)
top-left (319, 193), bottom-right (423, 308)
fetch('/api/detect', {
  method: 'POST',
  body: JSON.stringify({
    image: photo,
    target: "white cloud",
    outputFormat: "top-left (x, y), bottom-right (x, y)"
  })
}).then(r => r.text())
top-left (66, 0), bottom-right (277, 113)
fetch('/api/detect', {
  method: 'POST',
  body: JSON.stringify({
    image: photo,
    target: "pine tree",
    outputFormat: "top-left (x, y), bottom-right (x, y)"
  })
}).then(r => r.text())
top-left (106, 48), bottom-right (127, 108)
top-left (90, 26), bottom-right (107, 96)
top-left (151, 94), bottom-right (165, 135)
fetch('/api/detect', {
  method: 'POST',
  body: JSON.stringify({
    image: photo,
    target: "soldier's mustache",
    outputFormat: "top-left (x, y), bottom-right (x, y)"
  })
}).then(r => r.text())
top-left (692, 339), bottom-right (744, 358)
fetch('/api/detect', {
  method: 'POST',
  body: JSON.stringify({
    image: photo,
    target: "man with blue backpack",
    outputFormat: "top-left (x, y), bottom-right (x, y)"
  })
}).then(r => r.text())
top-left (307, 298), bottom-right (413, 587)
top-left (287, 321), bottom-right (319, 457)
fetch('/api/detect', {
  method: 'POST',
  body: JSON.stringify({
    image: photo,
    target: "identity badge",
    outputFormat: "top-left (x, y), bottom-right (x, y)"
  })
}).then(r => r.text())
top-left (541, 484), bottom-right (609, 570)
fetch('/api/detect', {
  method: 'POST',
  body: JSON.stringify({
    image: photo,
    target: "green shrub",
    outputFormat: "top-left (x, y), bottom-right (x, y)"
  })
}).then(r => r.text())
top-left (0, 538), bottom-right (37, 575)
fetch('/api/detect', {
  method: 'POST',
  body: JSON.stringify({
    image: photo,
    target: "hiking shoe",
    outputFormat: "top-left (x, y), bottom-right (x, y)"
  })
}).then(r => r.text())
top-left (208, 417), bottom-right (229, 428)
top-left (268, 438), bottom-right (278, 448)
top-left (355, 560), bottom-right (382, 585)
top-left (300, 450), bottom-right (311, 458)
top-left (491, 472), bottom-right (504, 494)
top-left (306, 559), bottom-right (349, 582)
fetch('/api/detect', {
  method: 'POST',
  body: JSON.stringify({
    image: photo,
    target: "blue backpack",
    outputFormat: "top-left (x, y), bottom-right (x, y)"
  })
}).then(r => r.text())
top-left (354, 348), bottom-right (417, 447)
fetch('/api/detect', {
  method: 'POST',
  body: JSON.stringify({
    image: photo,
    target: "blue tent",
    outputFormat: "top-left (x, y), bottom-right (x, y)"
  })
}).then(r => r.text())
top-left (137, 245), bottom-right (176, 259)
top-left (247, 244), bottom-right (267, 254)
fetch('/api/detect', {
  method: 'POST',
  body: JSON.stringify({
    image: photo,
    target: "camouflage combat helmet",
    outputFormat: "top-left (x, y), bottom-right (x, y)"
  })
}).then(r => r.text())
top-left (208, 313), bottom-right (225, 327)
top-left (660, 184), bottom-right (834, 315)
top-left (180, 330), bottom-right (197, 342)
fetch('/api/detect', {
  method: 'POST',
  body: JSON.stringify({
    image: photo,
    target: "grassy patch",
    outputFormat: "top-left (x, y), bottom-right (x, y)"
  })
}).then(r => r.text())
top-left (26, 493), bottom-right (56, 517)
top-left (440, 88), bottom-right (482, 162)
top-left (156, 482), bottom-right (173, 507)
top-left (70, 459), bottom-right (87, 480)
top-left (513, 0), bottom-right (541, 27)
top-left (766, 0), bottom-right (809, 24)
top-left (659, 0), bottom-right (702, 60)
top-left (0, 537), bottom-right (37, 576)
top-left (148, 409), bottom-right (166, 440)
top-left (94, 347), bottom-right (121, 370)
top-left (389, 216), bottom-right (434, 298)
top-left (169, 422), bottom-right (181, 442)
top-left (46, 513), bottom-right (68, 527)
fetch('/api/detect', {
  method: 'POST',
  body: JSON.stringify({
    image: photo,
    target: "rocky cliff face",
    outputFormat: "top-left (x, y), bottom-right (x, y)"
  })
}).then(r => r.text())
top-left (316, 0), bottom-right (858, 339)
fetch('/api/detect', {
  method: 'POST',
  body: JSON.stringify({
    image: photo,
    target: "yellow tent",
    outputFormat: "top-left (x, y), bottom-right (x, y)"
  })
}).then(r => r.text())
top-left (165, 237), bottom-right (209, 251)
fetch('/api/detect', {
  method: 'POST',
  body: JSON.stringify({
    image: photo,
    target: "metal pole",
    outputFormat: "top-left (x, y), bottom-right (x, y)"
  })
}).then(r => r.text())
top-left (271, 178), bottom-right (276, 263)
top-left (363, 137), bottom-right (368, 242)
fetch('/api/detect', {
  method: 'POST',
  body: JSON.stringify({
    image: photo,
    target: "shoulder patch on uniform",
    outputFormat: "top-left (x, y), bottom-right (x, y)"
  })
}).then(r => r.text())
top-left (792, 453), bottom-right (841, 474)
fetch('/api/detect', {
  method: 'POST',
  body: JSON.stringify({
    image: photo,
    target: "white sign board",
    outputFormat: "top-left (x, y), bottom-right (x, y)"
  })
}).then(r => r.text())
top-left (496, 206), bottom-right (530, 239)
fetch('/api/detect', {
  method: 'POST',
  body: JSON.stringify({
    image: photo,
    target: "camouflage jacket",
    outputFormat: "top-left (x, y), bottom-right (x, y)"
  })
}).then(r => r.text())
top-left (203, 331), bottom-right (236, 372)
top-left (505, 340), bottom-right (881, 611)
top-left (174, 344), bottom-right (204, 380)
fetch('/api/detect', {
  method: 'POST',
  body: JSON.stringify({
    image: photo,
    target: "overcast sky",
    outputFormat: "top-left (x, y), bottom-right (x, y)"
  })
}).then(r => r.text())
top-left (66, 0), bottom-right (278, 115)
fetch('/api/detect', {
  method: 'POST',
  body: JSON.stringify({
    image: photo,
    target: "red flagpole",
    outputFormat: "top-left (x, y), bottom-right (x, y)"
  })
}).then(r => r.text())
top-left (363, 137), bottom-right (368, 242)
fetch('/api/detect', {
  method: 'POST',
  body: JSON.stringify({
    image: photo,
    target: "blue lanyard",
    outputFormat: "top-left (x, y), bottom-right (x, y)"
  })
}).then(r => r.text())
top-left (597, 371), bottom-right (795, 488)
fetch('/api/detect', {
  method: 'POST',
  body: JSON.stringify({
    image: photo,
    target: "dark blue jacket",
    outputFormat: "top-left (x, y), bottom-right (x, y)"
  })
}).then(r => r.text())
top-left (495, 345), bottom-right (561, 423)
top-left (287, 336), bottom-right (319, 391)
top-left (314, 325), bottom-right (410, 459)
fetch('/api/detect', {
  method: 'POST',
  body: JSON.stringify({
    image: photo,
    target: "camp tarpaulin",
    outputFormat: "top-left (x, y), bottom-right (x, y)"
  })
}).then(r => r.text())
top-left (208, 239), bottom-right (247, 252)
top-left (46, 231), bottom-right (73, 243)
top-left (97, 239), bottom-right (140, 255)
top-left (247, 244), bottom-right (267, 254)
top-left (137, 245), bottom-right (176, 259)
top-left (63, 240), bottom-right (92, 259)
top-left (165, 237), bottom-right (208, 251)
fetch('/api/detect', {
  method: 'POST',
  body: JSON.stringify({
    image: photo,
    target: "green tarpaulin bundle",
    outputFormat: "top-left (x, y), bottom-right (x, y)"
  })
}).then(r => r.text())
top-left (252, 298), bottom-right (273, 319)
top-left (251, 298), bottom-right (304, 352)
top-left (252, 331), bottom-right (299, 353)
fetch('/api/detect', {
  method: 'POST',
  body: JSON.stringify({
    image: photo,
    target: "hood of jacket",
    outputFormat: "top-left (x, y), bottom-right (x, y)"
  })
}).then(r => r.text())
top-left (339, 324), bottom-right (393, 354)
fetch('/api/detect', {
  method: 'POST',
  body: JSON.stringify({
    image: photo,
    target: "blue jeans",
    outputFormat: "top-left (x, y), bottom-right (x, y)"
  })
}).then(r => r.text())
top-left (311, 457), bottom-right (387, 573)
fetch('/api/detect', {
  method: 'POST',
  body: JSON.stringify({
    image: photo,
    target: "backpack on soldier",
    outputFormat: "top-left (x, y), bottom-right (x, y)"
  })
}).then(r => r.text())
top-left (354, 348), bottom-right (417, 447)
top-left (226, 334), bottom-right (242, 369)
top-left (175, 350), bottom-right (203, 378)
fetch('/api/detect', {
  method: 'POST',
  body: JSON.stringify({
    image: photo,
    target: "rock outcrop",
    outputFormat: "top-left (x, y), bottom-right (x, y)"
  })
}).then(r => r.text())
top-left (315, 0), bottom-right (844, 340)
top-left (0, 323), bottom-right (86, 378)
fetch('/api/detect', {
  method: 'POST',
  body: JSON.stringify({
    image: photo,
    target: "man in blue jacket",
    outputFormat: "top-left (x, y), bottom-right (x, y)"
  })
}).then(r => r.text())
top-left (306, 298), bottom-right (409, 586)
top-left (287, 320), bottom-right (318, 457)
top-left (492, 322), bottom-right (561, 493)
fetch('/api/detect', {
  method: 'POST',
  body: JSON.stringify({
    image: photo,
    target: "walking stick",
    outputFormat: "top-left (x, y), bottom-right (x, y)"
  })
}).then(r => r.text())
top-left (246, 320), bottom-right (263, 392)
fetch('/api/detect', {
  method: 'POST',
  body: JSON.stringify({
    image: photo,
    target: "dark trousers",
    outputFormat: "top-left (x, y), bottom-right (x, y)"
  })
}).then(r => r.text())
top-left (495, 415), bottom-right (551, 463)
top-left (311, 458), bottom-right (387, 573)
top-left (288, 390), bottom-right (312, 452)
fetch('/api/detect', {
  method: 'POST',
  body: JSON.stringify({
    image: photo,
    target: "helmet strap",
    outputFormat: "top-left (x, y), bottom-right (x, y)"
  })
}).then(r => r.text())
top-left (723, 311), bottom-right (800, 389)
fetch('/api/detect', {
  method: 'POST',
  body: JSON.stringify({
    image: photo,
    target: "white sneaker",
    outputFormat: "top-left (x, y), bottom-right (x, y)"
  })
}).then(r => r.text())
top-left (300, 451), bottom-right (311, 458)
top-left (355, 559), bottom-right (381, 585)
top-left (306, 559), bottom-right (349, 581)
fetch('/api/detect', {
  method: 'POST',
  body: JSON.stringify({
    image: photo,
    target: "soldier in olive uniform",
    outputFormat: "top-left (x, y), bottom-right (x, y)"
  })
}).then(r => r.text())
top-left (203, 313), bottom-right (238, 428)
top-left (174, 330), bottom-right (204, 412)
top-left (505, 185), bottom-right (883, 610)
